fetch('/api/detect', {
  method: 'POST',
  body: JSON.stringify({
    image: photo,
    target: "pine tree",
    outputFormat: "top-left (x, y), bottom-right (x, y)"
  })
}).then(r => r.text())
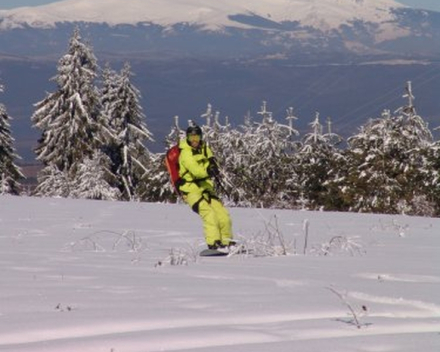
top-left (423, 141), bottom-right (440, 216)
top-left (100, 62), bottom-right (154, 201)
top-left (201, 106), bottom-right (238, 202)
top-left (224, 101), bottom-right (299, 208)
top-left (0, 83), bottom-right (23, 195)
top-left (344, 82), bottom-right (434, 214)
top-left (295, 113), bottom-right (344, 210)
top-left (32, 27), bottom-right (100, 197)
top-left (71, 151), bottom-right (120, 200)
top-left (143, 115), bottom-right (182, 203)
top-left (33, 165), bottom-right (71, 198)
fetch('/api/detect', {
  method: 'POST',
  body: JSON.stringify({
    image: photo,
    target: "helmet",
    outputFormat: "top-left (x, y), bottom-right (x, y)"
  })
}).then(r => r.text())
top-left (186, 125), bottom-right (203, 138)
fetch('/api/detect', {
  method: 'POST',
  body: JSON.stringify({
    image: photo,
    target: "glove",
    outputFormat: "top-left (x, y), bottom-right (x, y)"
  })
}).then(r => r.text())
top-left (207, 164), bottom-right (220, 178)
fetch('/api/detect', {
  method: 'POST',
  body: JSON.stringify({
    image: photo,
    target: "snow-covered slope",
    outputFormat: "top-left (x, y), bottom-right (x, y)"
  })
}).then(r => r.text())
top-left (1, 195), bottom-right (440, 351)
top-left (0, 0), bottom-right (406, 34)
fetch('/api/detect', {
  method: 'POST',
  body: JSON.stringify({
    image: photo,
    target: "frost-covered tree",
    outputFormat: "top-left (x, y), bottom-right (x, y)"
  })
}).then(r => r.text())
top-left (422, 141), bottom-right (440, 216)
top-left (170, 102), bottom-right (302, 208)
top-left (344, 82), bottom-right (434, 214)
top-left (142, 115), bottom-right (183, 203)
top-left (34, 165), bottom-right (71, 198)
top-left (0, 83), bottom-right (23, 195)
top-left (220, 101), bottom-right (299, 208)
top-left (71, 151), bottom-right (120, 200)
top-left (200, 107), bottom-right (238, 202)
top-left (294, 113), bottom-right (344, 210)
top-left (32, 27), bottom-right (100, 197)
top-left (100, 62), bottom-right (154, 201)
top-left (156, 90), bottom-right (439, 214)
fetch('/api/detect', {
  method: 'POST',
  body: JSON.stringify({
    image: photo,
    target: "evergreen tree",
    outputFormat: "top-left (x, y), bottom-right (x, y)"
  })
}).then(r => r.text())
top-left (32, 27), bottom-right (100, 197)
top-left (143, 115), bottom-right (182, 203)
top-left (344, 82), bottom-right (434, 214)
top-left (201, 107), bottom-right (238, 202)
top-left (34, 165), bottom-right (71, 198)
top-left (0, 83), bottom-right (23, 195)
top-left (155, 84), bottom-right (437, 214)
top-left (422, 141), bottom-right (440, 216)
top-left (100, 62), bottom-right (154, 201)
top-left (224, 101), bottom-right (299, 208)
top-left (71, 151), bottom-right (120, 200)
top-left (295, 113), bottom-right (344, 210)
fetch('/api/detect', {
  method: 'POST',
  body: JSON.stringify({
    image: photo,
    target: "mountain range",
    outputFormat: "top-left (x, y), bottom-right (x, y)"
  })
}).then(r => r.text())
top-left (1, 0), bottom-right (406, 30)
top-left (0, 0), bottom-right (439, 163)
top-left (1, 0), bottom-right (440, 60)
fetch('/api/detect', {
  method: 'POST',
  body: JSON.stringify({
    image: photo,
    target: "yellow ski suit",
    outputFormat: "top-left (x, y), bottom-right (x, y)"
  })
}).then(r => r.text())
top-left (178, 139), bottom-right (233, 246)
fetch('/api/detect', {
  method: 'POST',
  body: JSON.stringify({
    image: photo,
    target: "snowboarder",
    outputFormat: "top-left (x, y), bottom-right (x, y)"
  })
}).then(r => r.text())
top-left (178, 124), bottom-right (235, 251)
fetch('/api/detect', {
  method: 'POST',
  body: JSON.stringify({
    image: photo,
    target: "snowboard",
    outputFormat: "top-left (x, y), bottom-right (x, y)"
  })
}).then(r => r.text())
top-left (199, 245), bottom-right (249, 257)
top-left (199, 248), bottom-right (229, 257)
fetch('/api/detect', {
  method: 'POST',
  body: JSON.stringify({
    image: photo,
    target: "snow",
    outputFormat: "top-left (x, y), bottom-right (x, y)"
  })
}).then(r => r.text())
top-left (0, 0), bottom-right (407, 33)
top-left (1, 195), bottom-right (439, 351)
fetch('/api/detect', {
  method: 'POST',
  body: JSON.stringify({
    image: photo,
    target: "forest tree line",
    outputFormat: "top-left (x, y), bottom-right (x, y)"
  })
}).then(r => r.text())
top-left (1, 28), bottom-right (439, 217)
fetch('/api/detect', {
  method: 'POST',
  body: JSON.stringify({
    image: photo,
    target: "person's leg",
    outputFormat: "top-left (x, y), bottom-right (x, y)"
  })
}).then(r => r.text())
top-left (210, 199), bottom-right (233, 245)
top-left (197, 198), bottom-right (222, 246)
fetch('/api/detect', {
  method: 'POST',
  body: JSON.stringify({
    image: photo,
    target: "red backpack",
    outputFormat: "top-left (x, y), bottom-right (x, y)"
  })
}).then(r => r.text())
top-left (165, 145), bottom-right (183, 195)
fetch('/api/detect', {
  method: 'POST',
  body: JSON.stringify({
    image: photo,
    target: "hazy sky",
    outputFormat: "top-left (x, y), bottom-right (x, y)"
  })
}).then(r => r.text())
top-left (0, 0), bottom-right (439, 12)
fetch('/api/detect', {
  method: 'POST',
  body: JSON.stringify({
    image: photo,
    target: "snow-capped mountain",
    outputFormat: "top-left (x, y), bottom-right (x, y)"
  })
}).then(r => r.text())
top-left (0, 0), bottom-right (405, 34)
top-left (2, 0), bottom-right (439, 61)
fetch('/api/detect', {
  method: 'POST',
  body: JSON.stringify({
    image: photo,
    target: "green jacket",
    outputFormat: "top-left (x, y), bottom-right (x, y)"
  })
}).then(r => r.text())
top-left (178, 139), bottom-right (215, 197)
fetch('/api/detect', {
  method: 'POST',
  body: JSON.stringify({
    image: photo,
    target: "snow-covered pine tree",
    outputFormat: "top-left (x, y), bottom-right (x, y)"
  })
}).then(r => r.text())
top-left (345, 111), bottom-right (407, 213)
top-left (144, 115), bottom-right (183, 202)
top-left (228, 101), bottom-right (299, 208)
top-left (100, 62), bottom-right (154, 201)
top-left (344, 82), bottom-right (434, 215)
top-left (203, 105), bottom-right (231, 147)
top-left (392, 82), bottom-right (435, 215)
top-left (295, 112), bottom-right (344, 210)
top-left (160, 115), bottom-right (185, 149)
top-left (32, 27), bottom-right (100, 197)
top-left (422, 140), bottom-right (440, 216)
top-left (200, 103), bottom-right (214, 128)
top-left (34, 165), bottom-right (71, 198)
top-left (0, 83), bottom-right (23, 195)
top-left (71, 150), bottom-right (121, 200)
top-left (200, 105), bottom-right (238, 202)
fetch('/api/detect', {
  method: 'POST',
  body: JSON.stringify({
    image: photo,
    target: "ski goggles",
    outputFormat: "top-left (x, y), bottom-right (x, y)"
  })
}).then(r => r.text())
top-left (188, 134), bottom-right (201, 143)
